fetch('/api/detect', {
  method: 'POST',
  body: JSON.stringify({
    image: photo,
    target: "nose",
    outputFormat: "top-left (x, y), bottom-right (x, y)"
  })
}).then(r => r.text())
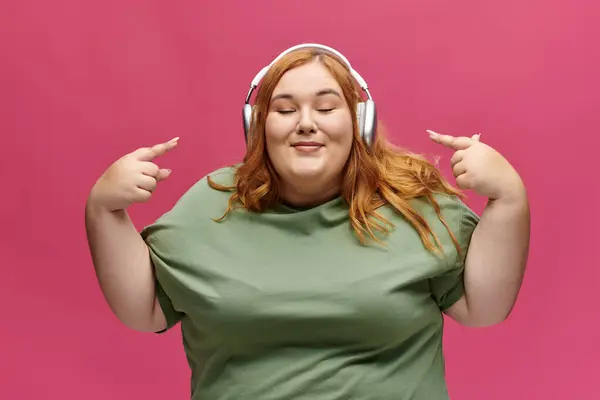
top-left (296, 109), bottom-right (317, 134)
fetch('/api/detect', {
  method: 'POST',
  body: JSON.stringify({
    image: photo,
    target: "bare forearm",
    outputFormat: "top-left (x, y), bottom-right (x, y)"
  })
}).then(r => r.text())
top-left (85, 199), bottom-right (165, 332)
top-left (463, 188), bottom-right (530, 325)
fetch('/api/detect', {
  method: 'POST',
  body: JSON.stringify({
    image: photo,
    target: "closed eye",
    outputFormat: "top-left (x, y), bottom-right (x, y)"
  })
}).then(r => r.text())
top-left (276, 108), bottom-right (335, 115)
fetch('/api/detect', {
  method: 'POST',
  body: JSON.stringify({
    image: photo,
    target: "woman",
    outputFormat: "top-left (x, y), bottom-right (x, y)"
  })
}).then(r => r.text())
top-left (85, 44), bottom-right (530, 399)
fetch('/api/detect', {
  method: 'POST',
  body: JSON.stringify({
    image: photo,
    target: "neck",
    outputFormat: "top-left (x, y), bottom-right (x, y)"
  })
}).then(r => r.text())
top-left (280, 179), bottom-right (342, 209)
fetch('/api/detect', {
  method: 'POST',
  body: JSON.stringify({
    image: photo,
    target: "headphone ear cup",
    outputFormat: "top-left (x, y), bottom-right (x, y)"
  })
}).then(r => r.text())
top-left (242, 104), bottom-right (253, 143)
top-left (362, 99), bottom-right (377, 147)
top-left (356, 102), bottom-right (366, 140)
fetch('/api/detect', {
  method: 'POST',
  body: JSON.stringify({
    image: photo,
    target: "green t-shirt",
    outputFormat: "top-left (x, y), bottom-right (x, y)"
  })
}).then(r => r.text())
top-left (141, 166), bottom-right (479, 400)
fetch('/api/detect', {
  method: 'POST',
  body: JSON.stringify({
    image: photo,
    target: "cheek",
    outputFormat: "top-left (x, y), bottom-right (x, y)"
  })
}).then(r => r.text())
top-left (325, 114), bottom-right (354, 150)
top-left (264, 118), bottom-right (279, 151)
top-left (334, 136), bottom-right (353, 166)
top-left (265, 115), bottom-right (290, 144)
top-left (321, 118), bottom-right (354, 170)
top-left (264, 116), bottom-right (289, 169)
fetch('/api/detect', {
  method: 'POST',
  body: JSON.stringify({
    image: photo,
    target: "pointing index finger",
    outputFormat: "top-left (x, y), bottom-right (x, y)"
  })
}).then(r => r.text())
top-left (135, 137), bottom-right (179, 161)
top-left (427, 130), bottom-right (475, 150)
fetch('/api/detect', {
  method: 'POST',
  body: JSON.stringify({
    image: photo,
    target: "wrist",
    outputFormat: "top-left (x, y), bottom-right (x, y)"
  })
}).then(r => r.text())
top-left (86, 188), bottom-right (125, 217)
top-left (488, 188), bottom-right (528, 212)
top-left (490, 174), bottom-right (527, 205)
top-left (86, 187), bottom-right (106, 211)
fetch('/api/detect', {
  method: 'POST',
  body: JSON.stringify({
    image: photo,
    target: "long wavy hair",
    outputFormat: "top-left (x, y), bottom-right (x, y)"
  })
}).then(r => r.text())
top-left (208, 48), bottom-right (463, 254)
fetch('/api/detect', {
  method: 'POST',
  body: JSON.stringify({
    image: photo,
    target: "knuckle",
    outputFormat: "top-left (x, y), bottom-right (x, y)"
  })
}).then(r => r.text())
top-left (151, 144), bottom-right (165, 153)
top-left (148, 163), bottom-right (160, 175)
top-left (134, 147), bottom-right (151, 156)
top-left (457, 177), bottom-right (470, 188)
top-left (138, 191), bottom-right (152, 203)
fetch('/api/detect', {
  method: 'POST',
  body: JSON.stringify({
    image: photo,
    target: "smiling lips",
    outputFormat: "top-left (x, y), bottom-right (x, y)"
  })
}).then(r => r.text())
top-left (291, 141), bottom-right (324, 153)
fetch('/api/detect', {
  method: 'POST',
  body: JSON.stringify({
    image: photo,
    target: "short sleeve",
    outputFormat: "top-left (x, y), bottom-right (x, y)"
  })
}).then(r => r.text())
top-left (139, 166), bottom-right (236, 334)
top-left (430, 199), bottom-right (480, 311)
top-left (141, 219), bottom-right (185, 334)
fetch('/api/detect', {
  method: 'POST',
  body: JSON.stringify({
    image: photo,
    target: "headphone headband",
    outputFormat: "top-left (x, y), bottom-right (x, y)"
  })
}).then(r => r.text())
top-left (245, 43), bottom-right (372, 103)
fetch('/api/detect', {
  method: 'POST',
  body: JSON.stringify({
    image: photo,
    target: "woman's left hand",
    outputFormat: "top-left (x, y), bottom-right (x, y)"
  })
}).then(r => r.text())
top-left (427, 129), bottom-right (525, 201)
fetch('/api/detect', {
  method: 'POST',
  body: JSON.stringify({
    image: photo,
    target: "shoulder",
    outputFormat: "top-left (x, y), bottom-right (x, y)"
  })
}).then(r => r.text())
top-left (428, 194), bottom-right (478, 223)
top-left (408, 193), bottom-right (478, 223)
top-left (169, 165), bottom-right (236, 213)
top-left (204, 164), bottom-right (238, 187)
top-left (141, 165), bottom-right (237, 240)
top-left (428, 194), bottom-right (479, 250)
top-left (399, 193), bottom-right (480, 249)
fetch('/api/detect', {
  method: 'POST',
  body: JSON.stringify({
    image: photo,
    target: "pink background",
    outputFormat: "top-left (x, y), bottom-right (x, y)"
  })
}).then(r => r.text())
top-left (1, 0), bottom-right (598, 399)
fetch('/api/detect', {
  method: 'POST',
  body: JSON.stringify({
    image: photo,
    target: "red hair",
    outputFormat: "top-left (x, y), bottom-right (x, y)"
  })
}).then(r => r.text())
top-left (208, 48), bottom-right (463, 254)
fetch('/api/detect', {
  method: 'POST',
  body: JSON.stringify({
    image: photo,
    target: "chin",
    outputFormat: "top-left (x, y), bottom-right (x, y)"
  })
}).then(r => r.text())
top-left (289, 166), bottom-right (326, 179)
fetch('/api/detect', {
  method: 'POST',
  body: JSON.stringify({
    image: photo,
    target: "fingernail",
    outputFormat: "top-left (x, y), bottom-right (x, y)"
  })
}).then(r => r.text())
top-left (169, 137), bottom-right (179, 143)
top-left (427, 130), bottom-right (437, 137)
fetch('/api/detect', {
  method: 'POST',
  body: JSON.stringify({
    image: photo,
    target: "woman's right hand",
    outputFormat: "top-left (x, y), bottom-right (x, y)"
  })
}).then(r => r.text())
top-left (88, 137), bottom-right (179, 212)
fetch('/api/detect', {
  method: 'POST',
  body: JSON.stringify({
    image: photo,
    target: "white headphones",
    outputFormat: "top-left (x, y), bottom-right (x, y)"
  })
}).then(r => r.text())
top-left (242, 43), bottom-right (377, 147)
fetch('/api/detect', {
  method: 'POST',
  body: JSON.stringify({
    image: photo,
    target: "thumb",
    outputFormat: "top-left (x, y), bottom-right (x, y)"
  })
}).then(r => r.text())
top-left (156, 168), bottom-right (172, 182)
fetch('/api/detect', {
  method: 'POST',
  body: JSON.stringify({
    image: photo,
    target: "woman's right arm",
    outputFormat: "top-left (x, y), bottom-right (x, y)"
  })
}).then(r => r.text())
top-left (85, 201), bottom-right (167, 332)
top-left (85, 138), bottom-right (178, 332)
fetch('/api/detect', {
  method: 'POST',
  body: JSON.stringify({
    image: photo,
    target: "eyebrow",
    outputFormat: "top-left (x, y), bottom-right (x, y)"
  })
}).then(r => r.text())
top-left (271, 88), bottom-right (342, 101)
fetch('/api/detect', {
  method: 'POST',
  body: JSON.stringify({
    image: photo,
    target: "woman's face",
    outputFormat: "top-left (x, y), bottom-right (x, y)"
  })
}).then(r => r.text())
top-left (265, 61), bottom-right (354, 205)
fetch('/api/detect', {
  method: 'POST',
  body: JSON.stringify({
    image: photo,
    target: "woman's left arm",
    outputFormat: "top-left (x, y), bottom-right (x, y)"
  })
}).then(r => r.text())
top-left (447, 188), bottom-right (530, 327)
top-left (427, 130), bottom-right (531, 327)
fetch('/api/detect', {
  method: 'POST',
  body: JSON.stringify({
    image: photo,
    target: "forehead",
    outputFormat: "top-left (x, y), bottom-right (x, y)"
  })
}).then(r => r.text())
top-left (272, 61), bottom-right (341, 97)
